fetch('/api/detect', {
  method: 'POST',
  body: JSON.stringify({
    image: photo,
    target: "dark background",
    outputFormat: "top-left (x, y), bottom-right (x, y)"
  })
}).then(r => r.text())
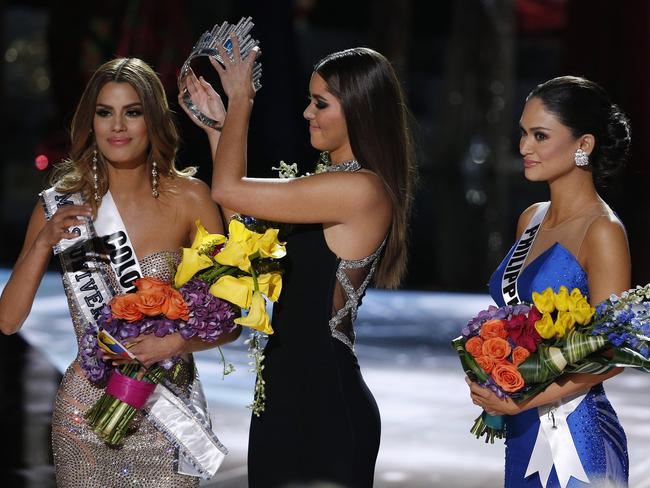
top-left (2, 0), bottom-right (650, 291)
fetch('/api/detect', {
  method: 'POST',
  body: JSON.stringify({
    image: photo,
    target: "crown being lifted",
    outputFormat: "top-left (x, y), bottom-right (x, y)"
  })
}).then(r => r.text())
top-left (178, 17), bottom-right (262, 129)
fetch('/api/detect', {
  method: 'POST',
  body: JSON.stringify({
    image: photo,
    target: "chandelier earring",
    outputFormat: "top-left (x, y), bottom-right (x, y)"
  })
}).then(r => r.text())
top-left (92, 149), bottom-right (101, 202)
top-left (151, 161), bottom-right (159, 198)
top-left (574, 148), bottom-right (589, 167)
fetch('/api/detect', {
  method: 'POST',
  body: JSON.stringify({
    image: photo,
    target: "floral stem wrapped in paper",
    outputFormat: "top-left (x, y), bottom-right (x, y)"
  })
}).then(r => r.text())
top-left (452, 285), bottom-right (650, 443)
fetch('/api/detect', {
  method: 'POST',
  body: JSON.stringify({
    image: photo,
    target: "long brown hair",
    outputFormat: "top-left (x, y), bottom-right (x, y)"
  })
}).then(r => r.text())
top-left (315, 48), bottom-right (417, 288)
top-left (52, 57), bottom-right (194, 213)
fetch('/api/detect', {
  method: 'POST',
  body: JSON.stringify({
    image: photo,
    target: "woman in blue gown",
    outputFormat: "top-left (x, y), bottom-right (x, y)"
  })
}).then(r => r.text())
top-left (468, 76), bottom-right (632, 487)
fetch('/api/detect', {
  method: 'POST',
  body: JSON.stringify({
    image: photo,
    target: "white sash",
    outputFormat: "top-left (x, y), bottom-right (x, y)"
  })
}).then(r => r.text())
top-left (41, 188), bottom-right (227, 479)
top-left (525, 393), bottom-right (589, 487)
top-left (501, 202), bottom-right (549, 305)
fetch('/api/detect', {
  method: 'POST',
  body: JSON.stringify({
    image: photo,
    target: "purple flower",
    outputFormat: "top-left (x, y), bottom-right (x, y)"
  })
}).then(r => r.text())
top-left (117, 323), bottom-right (140, 339)
top-left (179, 278), bottom-right (239, 342)
top-left (154, 319), bottom-right (177, 337)
top-left (79, 323), bottom-right (109, 383)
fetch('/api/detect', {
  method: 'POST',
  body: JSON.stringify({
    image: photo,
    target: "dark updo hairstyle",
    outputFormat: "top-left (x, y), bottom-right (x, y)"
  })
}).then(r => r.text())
top-left (314, 47), bottom-right (417, 289)
top-left (527, 76), bottom-right (631, 181)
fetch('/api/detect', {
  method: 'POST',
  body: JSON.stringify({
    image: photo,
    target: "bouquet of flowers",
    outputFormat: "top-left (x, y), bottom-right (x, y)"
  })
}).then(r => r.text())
top-left (174, 216), bottom-right (286, 415)
top-left (81, 218), bottom-right (285, 445)
top-left (453, 285), bottom-right (650, 443)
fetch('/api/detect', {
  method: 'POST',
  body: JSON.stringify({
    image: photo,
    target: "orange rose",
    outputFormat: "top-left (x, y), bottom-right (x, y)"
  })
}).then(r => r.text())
top-left (479, 319), bottom-right (508, 340)
top-left (162, 288), bottom-right (190, 321)
top-left (136, 289), bottom-right (167, 317)
top-left (465, 336), bottom-right (484, 358)
top-left (475, 355), bottom-right (495, 374)
top-left (482, 337), bottom-right (512, 361)
top-left (110, 293), bottom-right (144, 322)
top-left (512, 346), bottom-right (531, 366)
top-left (492, 362), bottom-right (525, 393)
top-left (134, 277), bottom-right (169, 292)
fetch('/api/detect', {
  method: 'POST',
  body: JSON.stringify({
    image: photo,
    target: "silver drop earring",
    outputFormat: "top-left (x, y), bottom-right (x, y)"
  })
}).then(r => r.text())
top-left (574, 148), bottom-right (589, 167)
top-left (151, 161), bottom-right (159, 198)
top-left (92, 149), bottom-right (100, 202)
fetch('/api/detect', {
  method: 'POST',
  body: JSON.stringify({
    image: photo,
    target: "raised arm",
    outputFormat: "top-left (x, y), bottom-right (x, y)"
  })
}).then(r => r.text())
top-left (181, 39), bottom-right (389, 227)
top-left (0, 202), bottom-right (91, 334)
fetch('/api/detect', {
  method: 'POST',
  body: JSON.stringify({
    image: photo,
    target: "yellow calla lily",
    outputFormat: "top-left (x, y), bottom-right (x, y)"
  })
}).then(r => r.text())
top-left (532, 288), bottom-right (556, 314)
top-left (191, 219), bottom-right (226, 250)
top-left (174, 248), bottom-right (214, 288)
top-left (253, 228), bottom-right (286, 259)
top-left (553, 286), bottom-right (570, 312)
top-left (209, 275), bottom-right (254, 309)
top-left (554, 310), bottom-right (575, 338)
top-left (215, 241), bottom-right (254, 272)
top-left (235, 291), bottom-right (273, 334)
top-left (215, 220), bottom-right (259, 271)
top-left (237, 273), bottom-right (283, 303)
top-left (535, 312), bottom-right (556, 339)
top-left (569, 296), bottom-right (595, 325)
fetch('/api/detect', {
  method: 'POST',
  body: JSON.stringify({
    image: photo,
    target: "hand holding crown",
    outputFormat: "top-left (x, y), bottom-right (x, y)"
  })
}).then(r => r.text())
top-left (211, 37), bottom-right (260, 104)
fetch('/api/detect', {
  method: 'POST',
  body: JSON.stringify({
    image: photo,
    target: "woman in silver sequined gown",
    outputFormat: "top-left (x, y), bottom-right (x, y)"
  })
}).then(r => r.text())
top-left (180, 45), bottom-right (417, 486)
top-left (0, 58), bottom-right (238, 487)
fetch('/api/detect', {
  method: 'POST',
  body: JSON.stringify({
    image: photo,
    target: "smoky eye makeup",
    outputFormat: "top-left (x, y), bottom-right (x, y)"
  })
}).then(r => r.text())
top-left (308, 94), bottom-right (329, 110)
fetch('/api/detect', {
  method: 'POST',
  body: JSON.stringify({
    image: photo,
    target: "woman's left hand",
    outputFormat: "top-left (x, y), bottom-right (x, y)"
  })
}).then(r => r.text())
top-left (104, 334), bottom-right (185, 368)
top-left (466, 377), bottom-right (520, 416)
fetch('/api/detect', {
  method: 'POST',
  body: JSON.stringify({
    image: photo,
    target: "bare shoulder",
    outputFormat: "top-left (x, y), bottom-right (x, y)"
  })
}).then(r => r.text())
top-left (172, 176), bottom-right (213, 204)
top-left (347, 169), bottom-right (391, 208)
top-left (584, 212), bottom-right (628, 250)
top-left (516, 202), bottom-right (548, 238)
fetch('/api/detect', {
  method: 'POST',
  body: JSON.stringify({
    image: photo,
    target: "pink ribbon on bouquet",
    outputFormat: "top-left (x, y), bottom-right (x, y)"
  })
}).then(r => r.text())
top-left (106, 370), bottom-right (157, 409)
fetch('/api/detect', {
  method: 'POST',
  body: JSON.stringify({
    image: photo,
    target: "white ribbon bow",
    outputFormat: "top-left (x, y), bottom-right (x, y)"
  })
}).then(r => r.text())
top-left (525, 393), bottom-right (590, 488)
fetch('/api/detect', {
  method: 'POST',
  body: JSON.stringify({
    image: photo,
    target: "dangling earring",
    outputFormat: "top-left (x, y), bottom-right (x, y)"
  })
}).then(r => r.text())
top-left (92, 149), bottom-right (101, 202)
top-left (151, 161), bottom-right (159, 198)
top-left (574, 148), bottom-right (589, 167)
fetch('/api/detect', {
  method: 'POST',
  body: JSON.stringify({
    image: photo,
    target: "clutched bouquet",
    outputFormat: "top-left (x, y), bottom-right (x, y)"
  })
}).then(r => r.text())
top-left (81, 217), bottom-right (286, 445)
top-left (452, 285), bottom-right (650, 443)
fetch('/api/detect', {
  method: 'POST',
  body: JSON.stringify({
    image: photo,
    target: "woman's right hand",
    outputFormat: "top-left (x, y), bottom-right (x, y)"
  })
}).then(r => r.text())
top-left (211, 36), bottom-right (259, 102)
top-left (35, 204), bottom-right (92, 250)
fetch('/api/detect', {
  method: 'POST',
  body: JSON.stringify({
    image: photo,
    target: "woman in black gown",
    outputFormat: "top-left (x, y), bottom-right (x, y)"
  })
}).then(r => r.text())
top-left (181, 43), bottom-right (416, 487)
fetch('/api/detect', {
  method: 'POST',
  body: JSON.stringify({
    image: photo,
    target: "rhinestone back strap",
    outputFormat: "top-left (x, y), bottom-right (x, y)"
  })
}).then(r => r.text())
top-left (329, 239), bottom-right (387, 351)
top-left (321, 159), bottom-right (386, 351)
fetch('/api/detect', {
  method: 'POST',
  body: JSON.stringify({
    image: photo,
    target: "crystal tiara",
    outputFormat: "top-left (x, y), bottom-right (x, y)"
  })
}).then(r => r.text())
top-left (178, 16), bottom-right (262, 129)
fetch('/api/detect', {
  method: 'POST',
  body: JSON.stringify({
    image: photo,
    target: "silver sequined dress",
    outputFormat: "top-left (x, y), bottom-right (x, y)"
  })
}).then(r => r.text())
top-left (52, 251), bottom-right (200, 487)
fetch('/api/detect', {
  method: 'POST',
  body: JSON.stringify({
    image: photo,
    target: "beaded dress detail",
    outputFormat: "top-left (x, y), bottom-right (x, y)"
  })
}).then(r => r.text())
top-left (248, 160), bottom-right (383, 487)
top-left (52, 250), bottom-right (200, 488)
top-left (488, 201), bottom-right (629, 487)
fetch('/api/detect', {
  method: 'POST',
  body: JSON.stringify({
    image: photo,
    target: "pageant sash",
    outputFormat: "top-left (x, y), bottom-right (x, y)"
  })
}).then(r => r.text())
top-left (41, 187), bottom-right (227, 479)
top-left (41, 188), bottom-right (116, 325)
top-left (92, 191), bottom-right (143, 293)
top-left (501, 202), bottom-right (549, 305)
top-left (146, 374), bottom-right (227, 478)
top-left (525, 393), bottom-right (589, 488)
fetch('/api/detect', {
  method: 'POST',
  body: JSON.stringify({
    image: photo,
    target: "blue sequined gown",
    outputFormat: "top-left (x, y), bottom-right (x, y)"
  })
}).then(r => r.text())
top-left (488, 204), bottom-right (629, 487)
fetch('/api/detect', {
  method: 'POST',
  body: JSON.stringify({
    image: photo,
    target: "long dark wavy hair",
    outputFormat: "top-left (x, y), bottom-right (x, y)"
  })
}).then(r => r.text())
top-left (52, 57), bottom-right (194, 213)
top-left (315, 47), bottom-right (417, 288)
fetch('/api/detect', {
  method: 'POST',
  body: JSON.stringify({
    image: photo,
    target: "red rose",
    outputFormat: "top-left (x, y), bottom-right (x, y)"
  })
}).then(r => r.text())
top-left (505, 314), bottom-right (526, 335)
top-left (526, 307), bottom-right (543, 327)
top-left (509, 321), bottom-right (543, 352)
